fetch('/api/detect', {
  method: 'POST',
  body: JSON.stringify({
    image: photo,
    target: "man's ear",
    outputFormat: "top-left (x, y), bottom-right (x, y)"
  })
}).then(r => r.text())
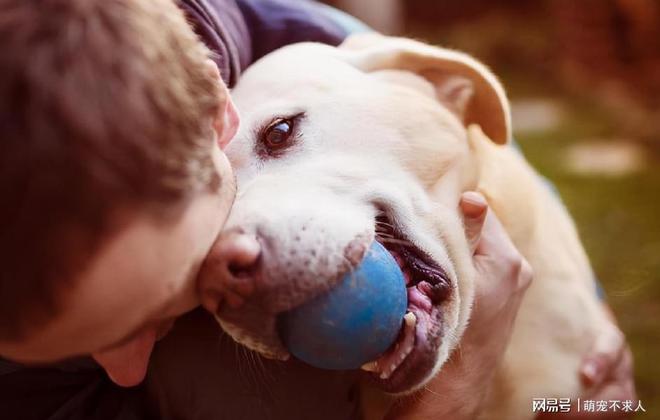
top-left (203, 59), bottom-right (239, 149)
top-left (340, 34), bottom-right (511, 145)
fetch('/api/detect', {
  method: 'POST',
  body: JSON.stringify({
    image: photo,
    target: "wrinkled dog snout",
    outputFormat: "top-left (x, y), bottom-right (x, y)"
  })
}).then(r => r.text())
top-left (198, 215), bottom-right (372, 358)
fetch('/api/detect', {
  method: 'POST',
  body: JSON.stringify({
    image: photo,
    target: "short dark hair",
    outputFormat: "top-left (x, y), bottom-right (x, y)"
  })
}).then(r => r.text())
top-left (0, 0), bottom-right (222, 339)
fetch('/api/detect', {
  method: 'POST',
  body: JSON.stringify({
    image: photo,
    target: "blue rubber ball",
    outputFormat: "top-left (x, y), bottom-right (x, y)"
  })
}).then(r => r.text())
top-left (279, 241), bottom-right (407, 370)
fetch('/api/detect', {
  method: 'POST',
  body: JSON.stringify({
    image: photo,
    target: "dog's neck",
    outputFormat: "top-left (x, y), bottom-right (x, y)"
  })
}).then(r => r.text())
top-left (467, 126), bottom-right (593, 282)
top-left (467, 126), bottom-right (548, 253)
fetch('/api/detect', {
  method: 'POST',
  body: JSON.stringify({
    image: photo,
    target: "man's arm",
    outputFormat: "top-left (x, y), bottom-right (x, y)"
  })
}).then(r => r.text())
top-left (386, 193), bottom-right (635, 419)
top-left (235, 0), bottom-right (360, 60)
top-left (179, 0), bottom-right (369, 87)
top-left (178, 0), bottom-right (252, 87)
top-left (386, 192), bottom-right (534, 419)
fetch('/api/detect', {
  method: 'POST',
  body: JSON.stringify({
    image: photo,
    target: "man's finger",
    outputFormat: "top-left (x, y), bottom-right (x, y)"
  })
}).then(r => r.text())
top-left (460, 191), bottom-right (488, 254)
top-left (581, 322), bottom-right (626, 388)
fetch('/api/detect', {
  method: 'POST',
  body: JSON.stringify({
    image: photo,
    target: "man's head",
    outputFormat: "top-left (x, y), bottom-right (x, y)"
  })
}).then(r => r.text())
top-left (0, 0), bottom-right (239, 384)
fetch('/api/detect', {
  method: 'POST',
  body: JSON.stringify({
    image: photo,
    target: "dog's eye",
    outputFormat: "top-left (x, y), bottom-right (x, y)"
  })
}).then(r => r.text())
top-left (262, 118), bottom-right (294, 151)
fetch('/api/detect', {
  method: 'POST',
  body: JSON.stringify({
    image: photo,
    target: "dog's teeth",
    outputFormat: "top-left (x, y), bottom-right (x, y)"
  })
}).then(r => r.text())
top-left (404, 311), bottom-right (416, 326)
top-left (361, 361), bottom-right (378, 372)
top-left (380, 365), bottom-right (396, 380)
top-left (370, 312), bottom-right (418, 381)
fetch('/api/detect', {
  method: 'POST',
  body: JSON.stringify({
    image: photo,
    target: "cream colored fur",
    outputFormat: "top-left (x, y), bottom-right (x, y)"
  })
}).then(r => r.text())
top-left (225, 33), bottom-right (610, 419)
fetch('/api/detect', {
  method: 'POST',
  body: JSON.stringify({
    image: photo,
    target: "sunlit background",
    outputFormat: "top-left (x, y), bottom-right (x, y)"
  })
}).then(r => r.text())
top-left (326, 0), bottom-right (660, 414)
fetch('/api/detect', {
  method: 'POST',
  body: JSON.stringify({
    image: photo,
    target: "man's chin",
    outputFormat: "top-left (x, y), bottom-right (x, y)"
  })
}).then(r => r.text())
top-left (92, 327), bottom-right (158, 387)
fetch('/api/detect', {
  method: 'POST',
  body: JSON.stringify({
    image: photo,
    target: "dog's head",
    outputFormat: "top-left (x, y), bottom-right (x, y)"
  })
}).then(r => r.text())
top-left (208, 34), bottom-right (511, 394)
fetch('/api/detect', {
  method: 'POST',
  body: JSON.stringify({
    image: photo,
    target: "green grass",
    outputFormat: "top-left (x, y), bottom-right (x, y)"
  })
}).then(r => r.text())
top-left (514, 98), bottom-right (660, 415)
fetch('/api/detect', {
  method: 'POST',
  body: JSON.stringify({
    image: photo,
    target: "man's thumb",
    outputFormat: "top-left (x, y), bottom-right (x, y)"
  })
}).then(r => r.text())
top-left (460, 191), bottom-right (488, 254)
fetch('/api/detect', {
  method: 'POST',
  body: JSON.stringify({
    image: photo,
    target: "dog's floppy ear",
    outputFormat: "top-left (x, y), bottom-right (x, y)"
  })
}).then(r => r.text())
top-left (341, 33), bottom-right (511, 144)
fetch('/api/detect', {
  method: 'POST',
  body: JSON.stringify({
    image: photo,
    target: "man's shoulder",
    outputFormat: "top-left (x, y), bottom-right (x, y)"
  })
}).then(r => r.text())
top-left (178, 0), bottom-right (358, 86)
top-left (0, 357), bottom-right (148, 420)
top-left (178, 0), bottom-right (251, 87)
top-left (236, 0), bottom-right (350, 60)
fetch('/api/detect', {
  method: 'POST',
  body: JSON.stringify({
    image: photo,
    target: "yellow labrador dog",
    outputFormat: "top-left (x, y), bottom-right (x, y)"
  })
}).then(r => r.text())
top-left (217, 33), bottom-right (610, 419)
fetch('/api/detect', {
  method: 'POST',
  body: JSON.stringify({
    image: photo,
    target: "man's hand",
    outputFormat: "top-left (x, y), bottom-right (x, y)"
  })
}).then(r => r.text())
top-left (386, 191), bottom-right (533, 419)
top-left (537, 310), bottom-right (637, 419)
top-left (386, 192), bottom-right (637, 420)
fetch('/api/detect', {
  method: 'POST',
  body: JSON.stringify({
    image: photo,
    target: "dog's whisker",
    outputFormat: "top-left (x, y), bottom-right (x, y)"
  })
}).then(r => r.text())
top-left (234, 340), bottom-right (249, 382)
top-left (376, 237), bottom-right (414, 247)
top-left (375, 226), bottom-right (395, 233)
top-left (406, 387), bottom-right (434, 408)
top-left (374, 227), bottom-right (394, 234)
top-left (422, 385), bottom-right (443, 398)
top-left (249, 348), bottom-right (270, 391)
top-left (243, 346), bottom-right (265, 392)
top-left (375, 232), bottom-right (396, 239)
top-left (375, 221), bottom-right (394, 228)
top-left (255, 351), bottom-right (275, 387)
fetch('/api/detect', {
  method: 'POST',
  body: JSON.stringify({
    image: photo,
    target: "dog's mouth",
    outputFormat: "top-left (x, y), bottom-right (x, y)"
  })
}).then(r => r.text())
top-left (361, 213), bottom-right (452, 393)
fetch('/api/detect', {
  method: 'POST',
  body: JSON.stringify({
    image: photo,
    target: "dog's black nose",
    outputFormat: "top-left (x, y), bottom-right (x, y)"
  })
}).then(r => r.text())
top-left (198, 230), bottom-right (261, 314)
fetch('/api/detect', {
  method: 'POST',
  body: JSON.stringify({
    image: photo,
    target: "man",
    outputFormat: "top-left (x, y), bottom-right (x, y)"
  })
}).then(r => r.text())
top-left (0, 0), bottom-right (634, 418)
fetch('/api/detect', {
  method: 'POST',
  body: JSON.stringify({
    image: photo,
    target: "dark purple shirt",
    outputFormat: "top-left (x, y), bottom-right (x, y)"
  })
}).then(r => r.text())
top-left (179, 0), bottom-right (347, 87)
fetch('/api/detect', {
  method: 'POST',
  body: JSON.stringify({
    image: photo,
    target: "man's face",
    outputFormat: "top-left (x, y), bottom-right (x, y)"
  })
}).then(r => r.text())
top-left (0, 86), bottom-right (241, 387)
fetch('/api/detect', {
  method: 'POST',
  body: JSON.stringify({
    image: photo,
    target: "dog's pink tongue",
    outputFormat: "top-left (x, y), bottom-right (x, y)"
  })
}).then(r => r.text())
top-left (92, 328), bottom-right (157, 387)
